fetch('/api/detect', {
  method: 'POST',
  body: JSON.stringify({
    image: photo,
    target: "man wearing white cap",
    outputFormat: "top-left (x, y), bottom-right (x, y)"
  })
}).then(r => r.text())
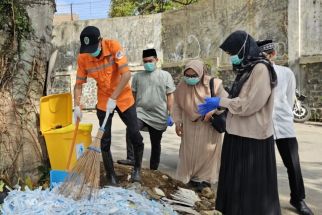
top-left (257, 40), bottom-right (313, 215)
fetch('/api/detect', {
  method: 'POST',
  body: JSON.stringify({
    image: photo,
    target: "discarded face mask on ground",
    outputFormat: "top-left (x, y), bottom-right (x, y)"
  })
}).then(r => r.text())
top-left (1, 186), bottom-right (177, 215)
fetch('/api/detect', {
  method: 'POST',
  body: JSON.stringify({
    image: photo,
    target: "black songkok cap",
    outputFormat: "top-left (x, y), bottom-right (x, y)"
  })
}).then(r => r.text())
top-left (256, 40), bottom-right (275, 53)
top-left (142, 49), bottom-right (157, 58)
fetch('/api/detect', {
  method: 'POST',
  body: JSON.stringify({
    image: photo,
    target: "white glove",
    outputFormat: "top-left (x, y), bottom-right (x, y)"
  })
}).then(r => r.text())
top-left (73, 106), bottom-right (82, 122)
top-left (106, 98), bottom-right (116, 113)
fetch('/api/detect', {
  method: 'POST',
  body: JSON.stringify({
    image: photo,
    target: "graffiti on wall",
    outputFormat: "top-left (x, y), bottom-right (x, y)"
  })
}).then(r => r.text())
top-left (167, 33), bottom-right (287, 65)
top-left (169, 34), bottom-right (202, 61)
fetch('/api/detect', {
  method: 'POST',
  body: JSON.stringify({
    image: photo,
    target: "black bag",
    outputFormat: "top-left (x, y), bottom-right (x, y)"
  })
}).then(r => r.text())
top-left (209, 78), bottom-right (226, 133)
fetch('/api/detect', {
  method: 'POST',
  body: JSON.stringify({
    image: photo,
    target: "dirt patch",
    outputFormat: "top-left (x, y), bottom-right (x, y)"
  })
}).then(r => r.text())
top-left (100, 163), bottom-right (218, 214)
top-left (100, 163), bottom-right (187, 198)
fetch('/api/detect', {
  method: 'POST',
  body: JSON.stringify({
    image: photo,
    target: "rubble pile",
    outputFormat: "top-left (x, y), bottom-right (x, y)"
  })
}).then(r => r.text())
top-left (1, 186), bottom-right (176, 215)
top-left (1, 164), bottom-right (221, 214)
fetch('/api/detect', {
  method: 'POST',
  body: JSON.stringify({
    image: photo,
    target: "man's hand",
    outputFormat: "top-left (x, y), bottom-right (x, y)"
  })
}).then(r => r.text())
top-left (106, 98), bottom-right (116, 113)
top-left (73, 106), bottom-right (82, 122)
top-left (175, 123), bottom-right (183, 137)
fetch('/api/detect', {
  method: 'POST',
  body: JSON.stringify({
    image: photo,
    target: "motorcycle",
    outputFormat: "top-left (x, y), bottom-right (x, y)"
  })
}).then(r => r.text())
top-left (293, 89), bottom-right (311, 123)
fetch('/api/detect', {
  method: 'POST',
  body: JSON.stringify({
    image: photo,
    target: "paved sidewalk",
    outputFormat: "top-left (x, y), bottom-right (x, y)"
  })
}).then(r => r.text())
top-left (82, 111), bottom-right (322, 215)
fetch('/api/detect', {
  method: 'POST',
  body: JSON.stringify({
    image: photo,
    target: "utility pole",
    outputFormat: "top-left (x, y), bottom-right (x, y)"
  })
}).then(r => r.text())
top-left (70, 3), bottom-right (73, 21)
top-left (90, 0), bottom-right (92, 18)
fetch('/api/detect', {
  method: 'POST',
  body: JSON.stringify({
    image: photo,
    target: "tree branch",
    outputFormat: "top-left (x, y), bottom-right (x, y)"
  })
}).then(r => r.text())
top-left (171, 0), bottom-right (193, 5)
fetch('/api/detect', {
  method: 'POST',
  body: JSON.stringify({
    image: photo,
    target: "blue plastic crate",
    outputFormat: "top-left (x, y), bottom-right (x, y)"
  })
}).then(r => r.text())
top-left (50, 170), bottom-right (68, 189)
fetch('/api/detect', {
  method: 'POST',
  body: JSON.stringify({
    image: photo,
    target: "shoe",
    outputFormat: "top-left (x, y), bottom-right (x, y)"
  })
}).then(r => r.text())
top-left (201, 181), bottom-right (211, 188)
top-left (0, 190), bottom-right (8, 204)
top-left (187, 180), bottom-right (204, 192)
top-left (195, 182), bottom-right (204, 192)
top-left (131, 144), bottom-right (144, 182)
top-left (131, 168), bottom-right (141, 182)
top-left (195, 181), bottom-right (211, 192)
top-left (150, 165), bottom-right (158, 171)
top-left (102, 150), bottom-right (118, 186)
top-left (290, 199), bottom-right (314, 215)
top-left (117, 159), bottom-right (134, 166)
top-left (187, 180), bottom-right (197, 188)
top-left (149, 158), bottom-right (159, 170)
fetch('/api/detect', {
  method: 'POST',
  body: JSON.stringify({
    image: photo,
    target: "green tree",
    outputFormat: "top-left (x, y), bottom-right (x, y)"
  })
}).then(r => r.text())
top-left (109, 0), bottom-right (199, 17)
top-left (109, 0), bottom-right (137, 18)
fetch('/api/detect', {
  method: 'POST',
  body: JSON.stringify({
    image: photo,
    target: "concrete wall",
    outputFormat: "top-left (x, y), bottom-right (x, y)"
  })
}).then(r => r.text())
top-left (51, 0), bottom-right (288, 109)
top-left (51, 0), bottom-right (321, 119)
top-left (162, 0), bottom-right (288, 88)
top-left (53, 13), bottom-right (79, 25)
top-left (288, 0), bottom-right (322, 120)
top-left (301, 0), bottom-right (322, 56)
top-left (300, 0), bottom-right (322, 111)
top-left (299, 59), bottom-right (322, 120)
top-left (52, 14), bottom-right (162, 70)
top-left (51, 14), bottom-right (162, 108)
top-left (162, 0), bottom-right (288, 67)
top-left (300, 62), bottom-right (322, 119)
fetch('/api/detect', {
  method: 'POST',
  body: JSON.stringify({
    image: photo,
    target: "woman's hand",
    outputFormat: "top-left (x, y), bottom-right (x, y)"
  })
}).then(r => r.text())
top-left (198, 97), bottom-right (221, 116)
top-left (175, 123), bottom-right (183, 137)
top-left (203, 110), bottom-right (216, 122)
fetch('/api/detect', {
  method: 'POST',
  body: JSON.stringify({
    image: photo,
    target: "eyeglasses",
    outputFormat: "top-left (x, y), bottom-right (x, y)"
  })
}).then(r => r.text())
top-left (184, 74), bottom-right (199, 78)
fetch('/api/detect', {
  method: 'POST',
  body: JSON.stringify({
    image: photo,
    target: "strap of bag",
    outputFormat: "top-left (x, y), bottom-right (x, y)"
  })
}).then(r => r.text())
top-left (209, 77), bottom-right (215, 97)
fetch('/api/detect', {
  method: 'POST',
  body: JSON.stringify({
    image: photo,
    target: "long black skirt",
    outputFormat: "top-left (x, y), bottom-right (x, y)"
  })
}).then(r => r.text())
top-left (215, 133), bottom-right (281, 215)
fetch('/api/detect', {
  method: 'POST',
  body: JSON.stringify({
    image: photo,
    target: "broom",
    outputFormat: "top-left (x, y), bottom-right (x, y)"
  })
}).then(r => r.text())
top-left (58, 112), bottom-right (110, 200)
top-left (66, 118), bottom-right (80, 171)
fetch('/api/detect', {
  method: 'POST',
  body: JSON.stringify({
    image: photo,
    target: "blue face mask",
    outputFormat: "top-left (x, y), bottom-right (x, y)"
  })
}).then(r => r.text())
top-left (144, 63), bottom-right (156, 72)
top-left (230, 55), bottom-right (242, 65)
top-left (184, 76), bottom-right (200, 86)
top-left (229, 34), bottom-right (249, 65)
top-left (90, 47), bottom-right (101, 57)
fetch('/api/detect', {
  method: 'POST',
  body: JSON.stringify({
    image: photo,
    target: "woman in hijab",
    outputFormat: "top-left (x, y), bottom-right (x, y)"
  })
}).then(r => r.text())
top-left (198, 31), bottom-right (281, 215)
top-left (173, 59), bottom-right (228, 191)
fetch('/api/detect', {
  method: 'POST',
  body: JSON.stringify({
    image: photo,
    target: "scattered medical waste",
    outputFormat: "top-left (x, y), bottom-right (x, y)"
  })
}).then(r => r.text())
top-left (1, 186), bottom-right (177, 215)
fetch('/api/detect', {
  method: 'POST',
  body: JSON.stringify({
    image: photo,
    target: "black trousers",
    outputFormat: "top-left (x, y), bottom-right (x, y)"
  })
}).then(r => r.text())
top-left (276, 137), bottom-right (305, 202)
top-left (96, 105), bottom-right (144, 153)
top-left (126, 119), bottom-right (164, 170)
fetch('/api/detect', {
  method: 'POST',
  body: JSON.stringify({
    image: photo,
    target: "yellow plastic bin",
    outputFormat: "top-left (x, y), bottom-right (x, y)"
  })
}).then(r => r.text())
top-left (40, 93), bottom-right (92, 170)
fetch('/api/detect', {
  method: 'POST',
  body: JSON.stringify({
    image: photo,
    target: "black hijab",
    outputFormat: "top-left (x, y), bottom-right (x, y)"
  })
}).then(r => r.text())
top-left (220, 30), bottom-right (277, 98)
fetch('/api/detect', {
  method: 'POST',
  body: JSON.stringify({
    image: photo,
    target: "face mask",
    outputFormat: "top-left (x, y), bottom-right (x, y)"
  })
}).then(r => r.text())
top-left (184, 76), bottom-right (200, 86)
top-left (230, 34), bottom-right (249, 65)
top-left (230, 55), bottom-right (242, 65)
top-left (90, 47), bottom-right (101, 57)
top-left (144, 63), bottom-right (156, 72)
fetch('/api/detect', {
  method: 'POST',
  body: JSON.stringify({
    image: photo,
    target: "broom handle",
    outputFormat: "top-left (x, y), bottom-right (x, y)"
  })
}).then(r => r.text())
top-left (100, 111), bottom-right (110, 130)
top-left (66, 118), bottom-right (80, 170)
top-left (88, 111), bottom-right (111, 151)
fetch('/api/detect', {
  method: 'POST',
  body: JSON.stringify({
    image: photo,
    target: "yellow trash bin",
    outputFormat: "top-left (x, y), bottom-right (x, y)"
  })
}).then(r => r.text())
top-left (40, 93), bottom-right (92, 170)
